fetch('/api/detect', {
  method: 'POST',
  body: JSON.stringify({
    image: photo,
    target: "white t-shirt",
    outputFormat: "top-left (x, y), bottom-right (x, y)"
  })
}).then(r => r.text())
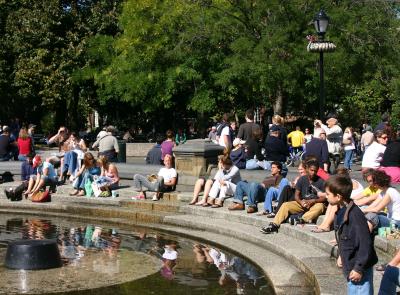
top-left (361, 141), bottom-right (386, 168)
top-left (218, 126), bottom-right (230, 148)
top-left (158, 167), bottom-right (177, 183)
top-left (385, 187), bottom-right (400, 221)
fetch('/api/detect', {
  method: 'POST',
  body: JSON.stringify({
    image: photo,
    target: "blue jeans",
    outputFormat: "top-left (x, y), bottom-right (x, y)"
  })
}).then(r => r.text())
top-left (379, 265), bottom-right (400, 295)
top-left (344, 149), bottom-right (354, 169)
top-left (233, 181), bottom-right (265, 207)
top-left (245, 159), bottom-right (260, 170)
top-left (347, 267), bottom-right (373, 295)
top-left (263, 178), bottom-right (290, 213)
top-left (63, 151), bottom-right (78, 175)
top-left (378, 215), bottom-right (400, 229)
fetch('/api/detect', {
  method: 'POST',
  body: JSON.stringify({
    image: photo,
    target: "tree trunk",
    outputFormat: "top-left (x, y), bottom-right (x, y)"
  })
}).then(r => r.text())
top-left (272, 88), bottom-right (284, 115)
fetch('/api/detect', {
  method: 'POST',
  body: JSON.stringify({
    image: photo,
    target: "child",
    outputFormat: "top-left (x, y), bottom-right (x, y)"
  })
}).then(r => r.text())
top-left (326, 175), bottom-right (378, 294)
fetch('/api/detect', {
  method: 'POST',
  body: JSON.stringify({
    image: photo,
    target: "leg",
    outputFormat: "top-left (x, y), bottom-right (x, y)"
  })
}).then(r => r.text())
top-left (25, 176), bottom-right (36, 194)
top-left (218, 182), bottom-right (236, 201)
top-left (207, 181), bottom-right (221, 205)
top-left (246, 182), bottom-right (264, 207)
top-left (378, 265), bottom-right (400, 295)
top-left (191, 178), bottom-right (205, 204)
top-left (315, 204), bottom-right (338, 231)
top-left (273, 201), bottom-right (304, 226)
top-left (274, 185), bottom-right (295, 213)
top-left (263, 187), bottom-right (279, 213)
top-left (197, 179), bottom-right (214, 205)
top-left (232, 181), bottom-right (250, 205)
top-left (302, 203), bottom-right (326, 223)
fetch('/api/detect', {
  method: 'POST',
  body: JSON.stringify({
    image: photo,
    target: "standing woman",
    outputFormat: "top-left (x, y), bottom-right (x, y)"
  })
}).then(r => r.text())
top-left (161, 130), bottom-right (176, 165)
top-left (342, 127), bottom-right (356, 171)
top-left (17, 127), bottom-right (33, 161)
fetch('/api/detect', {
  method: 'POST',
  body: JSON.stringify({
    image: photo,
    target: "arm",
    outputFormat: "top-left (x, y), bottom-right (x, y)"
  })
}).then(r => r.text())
top-left (294, 189), bottom-right (303, 206)
top-left (92, 138), bottom-right (100, 149)
top-left (79, 139), bottom-right (87, 152)
top-left (354, 194), bottom-right (378, 206)
top-left (72, 164), bottom-right (86, 180)
top-left (164, 177), bottom-right (177, 187)
top-left (113, 138), bottom-right (119, 154)
top-left (388, 250), bottom-right (400, 267)
top-left (48, 133), bottom-right (60, 144)
top-left (109, 164), bottom-right (120, 184)
top-left (221, 166), bottom-right (239, 181)
top-left (351, 211), bottom-right (376, 277)
top-left (362, 194), bottom-right (390, 213)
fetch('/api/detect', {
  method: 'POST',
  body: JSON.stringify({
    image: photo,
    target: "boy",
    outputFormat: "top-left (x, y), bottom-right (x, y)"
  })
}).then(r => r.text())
top-left (326, 175), bottom-right (378, 294)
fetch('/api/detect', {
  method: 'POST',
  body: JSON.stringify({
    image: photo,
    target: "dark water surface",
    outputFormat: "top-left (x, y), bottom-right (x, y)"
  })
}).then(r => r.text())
top-left (0, 215), bottom-right (274, 295)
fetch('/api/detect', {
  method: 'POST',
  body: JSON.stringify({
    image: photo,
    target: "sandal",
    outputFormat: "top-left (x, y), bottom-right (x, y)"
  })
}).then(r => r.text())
top-left (189, 199), bottom-right (197, 205)
top-left (195, 202), bottom-right (205, 206)
top-left (202, 203), bottom-right (210, 207)
top-left (311, 227), bottom-right (330, 233)
top-left (69, 190), bottom-right (78, 196)
top-left (211, 204), bottom-right (223, 208)
top-left (257, 211), bottom-right (269, 216)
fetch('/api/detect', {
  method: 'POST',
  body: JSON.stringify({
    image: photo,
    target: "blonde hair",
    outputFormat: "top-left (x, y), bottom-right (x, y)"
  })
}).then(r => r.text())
top-left (98, 155), bottom-right (109, 168)
top-left (18, 127), bottom-right (29, 140)
top-left (272, 115), bottom-right (284, 125)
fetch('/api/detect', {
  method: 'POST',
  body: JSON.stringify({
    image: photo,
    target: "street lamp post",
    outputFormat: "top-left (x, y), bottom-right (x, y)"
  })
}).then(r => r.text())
top-left (307, 9), bottom-right (336, 119)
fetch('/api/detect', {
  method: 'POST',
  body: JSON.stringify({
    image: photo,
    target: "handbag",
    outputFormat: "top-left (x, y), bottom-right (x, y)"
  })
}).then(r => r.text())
top-left (91, 182), bottom-right (102, 197)
top-left (31, 190), bottom-right (51, 202)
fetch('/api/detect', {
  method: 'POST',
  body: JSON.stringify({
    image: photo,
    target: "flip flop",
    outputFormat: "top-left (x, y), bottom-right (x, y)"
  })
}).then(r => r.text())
top-left (202, 203), bottom-right (210, 207)
top-left (257, 211), bottom-right (269, 216)
top-left (189, 200), bottom-right (197, 205)
top-left (211, 204), bottom-right (223, 208)
top-left (311, 227), bottom-right (330, 233)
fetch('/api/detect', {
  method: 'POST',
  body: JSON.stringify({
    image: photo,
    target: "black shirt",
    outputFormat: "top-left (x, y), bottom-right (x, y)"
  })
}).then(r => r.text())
top-left (295, 175), bottom-right (325, 200)
top-left (265, 136), bottom-right (288, 162)
top-left (0, 134), bottom-right (9, 157)
top-left (381, 140), bottom-right (400, 167)
top-left (237, 122), bottom-right (260, 142)
top-left (304, 138), bottom-right (329, 168)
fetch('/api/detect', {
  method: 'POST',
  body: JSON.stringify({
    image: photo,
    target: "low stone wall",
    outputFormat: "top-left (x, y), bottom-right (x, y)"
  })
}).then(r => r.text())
top-left (126, 143), bottom-right (154, 157)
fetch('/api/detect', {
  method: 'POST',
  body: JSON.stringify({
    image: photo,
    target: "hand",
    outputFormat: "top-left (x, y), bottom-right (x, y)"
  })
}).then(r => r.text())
top-left (348, 270), bottom-right (362, 283)
top-left (336, 256), bottom-right (342, 268)
top-left (219, 180), bottom-right (225, 186)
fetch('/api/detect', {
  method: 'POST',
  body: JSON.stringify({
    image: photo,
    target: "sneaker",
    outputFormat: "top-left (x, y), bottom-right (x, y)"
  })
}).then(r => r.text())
top-left (131, 195), bottom-right (145, 200)
top-left (152, 195), bottom-right (159, 201)
top-left (260, 223), bottom-right (278, 234)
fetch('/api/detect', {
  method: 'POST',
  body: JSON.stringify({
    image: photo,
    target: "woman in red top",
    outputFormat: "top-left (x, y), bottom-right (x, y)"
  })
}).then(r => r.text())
top-left (17, 127), bottom-right (33, 161)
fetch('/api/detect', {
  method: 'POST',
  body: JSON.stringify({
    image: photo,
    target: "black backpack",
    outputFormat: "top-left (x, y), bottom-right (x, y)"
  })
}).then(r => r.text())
top-left (4, 182), bottom-right (27, 201)
top-left (1, 171), bottom-right (14, 183)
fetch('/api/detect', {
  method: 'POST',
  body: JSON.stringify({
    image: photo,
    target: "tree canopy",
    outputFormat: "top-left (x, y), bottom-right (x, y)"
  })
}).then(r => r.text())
top-left (0, 0), bottom-right (399, 132)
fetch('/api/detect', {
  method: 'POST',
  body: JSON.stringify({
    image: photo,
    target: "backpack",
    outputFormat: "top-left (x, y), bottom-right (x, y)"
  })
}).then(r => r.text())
top-left (216, 122), bottom-right (228, 136)
top-left (1, 171), bottom-right (14, 183)
top-left (4, 182), bottom-right (27, 201)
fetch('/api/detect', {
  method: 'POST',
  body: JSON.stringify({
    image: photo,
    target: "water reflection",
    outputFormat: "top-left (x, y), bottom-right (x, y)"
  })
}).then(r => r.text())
top-left (0, 218), bottom-right (271, 294)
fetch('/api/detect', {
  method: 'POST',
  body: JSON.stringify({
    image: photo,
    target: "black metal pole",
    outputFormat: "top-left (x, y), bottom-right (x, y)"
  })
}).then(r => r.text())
top-left (319, 51), bottom-right (324, 119)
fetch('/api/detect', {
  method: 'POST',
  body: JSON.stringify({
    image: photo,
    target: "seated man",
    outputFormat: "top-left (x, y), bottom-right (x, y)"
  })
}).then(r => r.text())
top-left (21, 152), bottom-right (37, 181)
top-left (132, 154), bottom-right (177, 201)
top-left (228, 161), bottom-right (287, 214)
top-left (260, 159), bottom-right (326, 234)
top-left (146, 135), bottom-right (163, 165)
top-left (24, 155), bottom-right (58, 197)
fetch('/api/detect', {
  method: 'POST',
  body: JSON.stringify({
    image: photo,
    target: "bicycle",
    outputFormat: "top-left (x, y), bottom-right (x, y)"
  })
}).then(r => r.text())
top-left (285, 146), bottom-right (305, 167)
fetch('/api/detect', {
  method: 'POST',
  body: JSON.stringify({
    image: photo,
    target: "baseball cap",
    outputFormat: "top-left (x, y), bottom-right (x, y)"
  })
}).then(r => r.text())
top-left (32, 155), bottom-right (42, 168)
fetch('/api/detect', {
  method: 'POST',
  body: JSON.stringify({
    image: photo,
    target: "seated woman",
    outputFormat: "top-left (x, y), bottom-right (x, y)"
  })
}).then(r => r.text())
top-left (362, 170), bottom-right (400, 229)
top-left (361, 130), bottom-right (388, 172)
top-left (61, 132), bottom-right (87, 182)
top-left (69, 152), bottom-right (101, 196)
top-left (311, 167), bottom-right (364, 233)
top-left (17, 127), bottom-right (33, 161)
top-left (379, 132), bottom-right (400, 184)
top-left (189, 155), bottom-right (224, 205)
top-left (96, 155), bottom-right (120, 191)
top-left (24, 155), bottom-right (58, 197)
top-left (229, 138), bottom-right (246, 169)
top-left (206, 156), bottom-right (241, 208)
top-left (132, 154), bottom-right (177, 201)
top-left (244, 129), bottom-right (264, 170)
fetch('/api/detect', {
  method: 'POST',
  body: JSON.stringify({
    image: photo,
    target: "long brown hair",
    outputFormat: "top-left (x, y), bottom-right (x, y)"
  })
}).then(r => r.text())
top-left (83, 152), bottom-right (96, 168)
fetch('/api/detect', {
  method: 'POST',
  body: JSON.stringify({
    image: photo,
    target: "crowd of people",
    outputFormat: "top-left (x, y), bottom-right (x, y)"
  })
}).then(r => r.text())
top-left (2, 111), bottom-right (400, 294)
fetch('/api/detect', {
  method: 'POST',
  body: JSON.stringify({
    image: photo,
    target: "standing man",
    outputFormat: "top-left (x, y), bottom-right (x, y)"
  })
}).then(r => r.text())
top-left (287, 126), bottom-right (305, 154)
top-left (0, 126), bottom-right (17, 161)
top-left (92, 125), bottom-right (119, 162)
top-left (237, 109), bottom-right (260, 142)
top-left (304, 130), bottom-right (329, 173)
top-left (316, 116), bottom-right (343, 173)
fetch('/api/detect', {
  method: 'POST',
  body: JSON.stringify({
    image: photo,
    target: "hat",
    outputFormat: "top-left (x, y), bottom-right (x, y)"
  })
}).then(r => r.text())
top-left (269, 125), bottom-right (280, 132)
top-left (32, 155), bottom-right (42, 168)
top-left (233, 138), bottom-right (246, 147)
top-left (28, 124), bottom-right (36, 129)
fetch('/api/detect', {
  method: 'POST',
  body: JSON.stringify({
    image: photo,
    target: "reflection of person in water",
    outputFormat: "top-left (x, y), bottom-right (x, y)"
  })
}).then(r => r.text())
top-left (160, 243), bottom-right (178, 280)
